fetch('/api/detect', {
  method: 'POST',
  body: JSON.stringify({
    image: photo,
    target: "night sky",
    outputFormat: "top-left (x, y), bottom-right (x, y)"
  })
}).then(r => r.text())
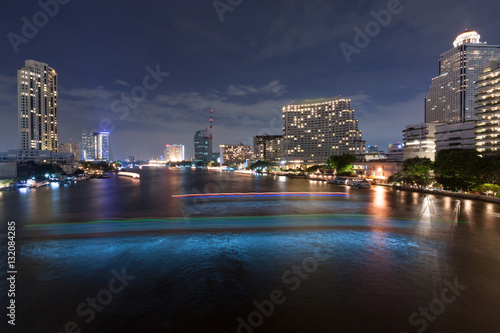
top-left (1, 0), bottom-right (499, 160)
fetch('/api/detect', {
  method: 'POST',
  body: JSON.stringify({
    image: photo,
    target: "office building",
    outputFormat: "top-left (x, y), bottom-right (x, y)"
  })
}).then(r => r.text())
top-left (253, 135), bottom-right (283, 162)
top-left (282, 97), bottom-right (365, 165)
top-left (425, 30), bottom-right (500, 123)
top-left (59, 142), bottom-right (81, 159)
top-left (435, 121), bottom-right (476, 151)
top-left (164, 144), bottom-right (185, 162)
top-left (194, 129), bottom-right (213, 164)
top-left (81, 130), bottom-right (110, 161)
top-left (18, 60), bottom-right (58, 151)
top-left (476, 61), bottom-right (500, 154)
top-left (220, 144), bottom-right (254, 166)
top-left (402, 123), bottom-right (437, 161)
top-left (194, 110), bottom-right (214, 164)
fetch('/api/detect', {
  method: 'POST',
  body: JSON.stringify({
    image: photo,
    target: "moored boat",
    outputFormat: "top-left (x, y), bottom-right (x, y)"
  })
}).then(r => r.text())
top-left (347, 179), bottom-right (371, 189)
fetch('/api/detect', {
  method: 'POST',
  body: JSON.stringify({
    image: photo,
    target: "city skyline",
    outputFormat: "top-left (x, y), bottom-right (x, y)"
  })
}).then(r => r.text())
top-left (2, 3), bottom-right (500, 332)
top-left (425, 30), bottom-right (500, 123)
top-left (1, 1), bottom-right (500, 159)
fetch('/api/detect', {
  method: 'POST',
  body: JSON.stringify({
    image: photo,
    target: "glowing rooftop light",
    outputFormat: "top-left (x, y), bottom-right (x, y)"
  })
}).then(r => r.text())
top-left (453, 30), bottom-right (481, 47)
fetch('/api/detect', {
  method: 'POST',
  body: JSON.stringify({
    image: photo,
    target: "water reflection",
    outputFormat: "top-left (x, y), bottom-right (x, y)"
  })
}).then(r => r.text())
top-left (0, 169), bottom-right (498, 233)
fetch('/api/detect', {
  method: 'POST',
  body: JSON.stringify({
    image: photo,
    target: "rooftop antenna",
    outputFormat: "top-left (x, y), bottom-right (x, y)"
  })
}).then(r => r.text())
top-left (209, 109), bottom-right (213, 139)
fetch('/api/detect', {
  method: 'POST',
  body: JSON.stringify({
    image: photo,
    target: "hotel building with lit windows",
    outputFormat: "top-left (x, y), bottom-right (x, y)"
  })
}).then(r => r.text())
top-left (164, 144), bottom-right (185, 162)
top-left (425, 30), bottom-right (500, 123)
top-left (18, 60), bottom-right (58, 152)
top-left (219, 144), bottom-right (254, 166)
top-left (475, 61), bottom-right (500, 154)
top-left (81, 130), bottom-right (110, 161)
top-left (282, 97), bottom-right (365, 165)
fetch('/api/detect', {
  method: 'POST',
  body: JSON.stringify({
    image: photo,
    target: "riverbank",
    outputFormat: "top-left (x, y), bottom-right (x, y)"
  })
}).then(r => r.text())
top-left (263, 171), bottom-right (500, 204)
top-left (393, 185), bottom-right (500, 204)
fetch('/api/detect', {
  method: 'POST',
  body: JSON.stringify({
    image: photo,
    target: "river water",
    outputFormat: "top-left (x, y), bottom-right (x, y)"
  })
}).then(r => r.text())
top-left (1, 168), bottom-right (499, 332)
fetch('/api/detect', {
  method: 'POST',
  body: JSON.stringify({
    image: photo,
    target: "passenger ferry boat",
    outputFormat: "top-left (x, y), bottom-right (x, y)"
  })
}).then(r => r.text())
top-left (346, 179), bottom-right (371, 189)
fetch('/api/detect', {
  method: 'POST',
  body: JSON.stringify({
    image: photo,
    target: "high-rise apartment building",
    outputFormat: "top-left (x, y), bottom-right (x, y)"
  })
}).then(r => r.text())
top-left (81, 130), bottom-right (110, 161)
top-left (253, 135), bottom-right (283, 162)
top-left (18, 60), bottom-right (58, 151)
top-left (282, 97), bottom-right (365, 164)
top-left (164, 144), bottom-right (185, 162)
top-left (475, 61), bottom-right (500, 154)
top-left (425, 30), bottom-right (500, 123)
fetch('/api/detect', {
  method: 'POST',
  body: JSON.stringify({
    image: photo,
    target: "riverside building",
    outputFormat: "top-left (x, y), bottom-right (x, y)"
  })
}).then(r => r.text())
top-left (18, 60), bottom-right (58, 151)
top-left (219, 144), bottom-right (254, 166)
top-left (282, 97), bottom-right (365, 165)
top-left (81, 130), bottom-right (110, 161)
top-left (194, 129), bottom-right (212, 164)
top-left (475, 61), bottom-right (500, 154)
top-left (435, 121), bottom-right (476, 151)
top-left (402, 123), bottom-right (437, 161)
top-left (164, 144), bottom-right (185, 162)
top-left (425, 30), bottom-right (500, 123)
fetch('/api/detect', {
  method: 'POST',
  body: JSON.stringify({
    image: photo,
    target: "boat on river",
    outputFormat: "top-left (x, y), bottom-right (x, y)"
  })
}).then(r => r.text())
top-left (347, 179), bottom-right (371, 189)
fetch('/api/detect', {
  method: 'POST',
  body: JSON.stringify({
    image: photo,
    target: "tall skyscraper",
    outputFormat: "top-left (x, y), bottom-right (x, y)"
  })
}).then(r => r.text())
top-left (18, 60), bottom-right (58, 151)
top-left (282, 97), bottom-right (365, 164)
top-left (81, 130), bottom-right (110, 161)
top-left (194, 129), bottom-right (212, 164)
top-left (164, 144), bottom-right (185, 162)
top-left (475, 61), bottom-right (500, 154)
top-left (194, 110), bottom-right (213, 164)
top-left (425, 30), bottom-right (500, 123)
